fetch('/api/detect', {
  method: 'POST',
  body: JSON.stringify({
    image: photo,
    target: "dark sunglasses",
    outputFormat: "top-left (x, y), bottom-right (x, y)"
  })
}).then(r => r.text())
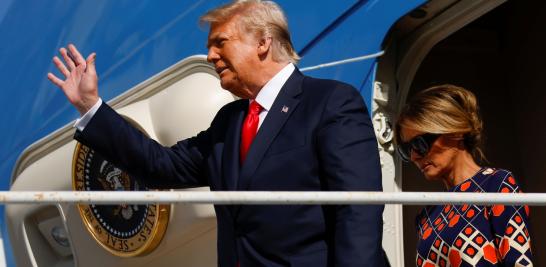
top-left (397, 133), bottom-right (441, 162)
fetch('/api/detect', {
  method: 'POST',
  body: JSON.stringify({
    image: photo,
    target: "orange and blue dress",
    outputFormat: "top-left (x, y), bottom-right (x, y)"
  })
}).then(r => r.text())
top-left (415, 168), bottom-right (533, 267)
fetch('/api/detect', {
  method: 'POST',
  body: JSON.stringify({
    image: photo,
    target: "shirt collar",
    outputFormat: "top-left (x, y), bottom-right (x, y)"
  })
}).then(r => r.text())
top-left (252, 63), bottom-right (295, 111)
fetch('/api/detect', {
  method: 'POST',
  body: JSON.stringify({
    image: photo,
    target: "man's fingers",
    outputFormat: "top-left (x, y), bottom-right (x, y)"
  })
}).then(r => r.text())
top-left (68, 44), bottom-right (86, 66)
top-left (86, 52), bottom-right (97, 75)
top-left (60, 48), bottom-right (76, 71)
top-left (52, 56), bottom-right (71, 78)
top-left (47, 73), bottom-right (65, 88)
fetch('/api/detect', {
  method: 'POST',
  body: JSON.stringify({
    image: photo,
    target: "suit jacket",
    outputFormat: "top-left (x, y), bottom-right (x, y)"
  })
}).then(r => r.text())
top-left (75, 69), bottom-right (385, 267)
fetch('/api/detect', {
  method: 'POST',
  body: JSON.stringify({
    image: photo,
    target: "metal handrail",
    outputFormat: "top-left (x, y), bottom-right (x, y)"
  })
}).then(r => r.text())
top-left (300, 51), bottom-right (385, 72)
top-left (2, 191), bottom-right (545, 205)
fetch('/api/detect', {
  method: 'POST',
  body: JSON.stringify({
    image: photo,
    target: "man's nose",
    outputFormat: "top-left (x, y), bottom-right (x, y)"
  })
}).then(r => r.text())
top-left (207, 48), bottom-right (219, 63)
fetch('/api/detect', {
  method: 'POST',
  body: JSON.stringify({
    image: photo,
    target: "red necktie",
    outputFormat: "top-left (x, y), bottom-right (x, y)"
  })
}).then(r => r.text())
top-left (240, 101), bottom-right (262, 163)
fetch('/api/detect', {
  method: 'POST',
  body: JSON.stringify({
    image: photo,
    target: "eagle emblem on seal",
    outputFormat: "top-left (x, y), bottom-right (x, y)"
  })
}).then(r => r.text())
top-left (73, 143), bottom-right (169, 257)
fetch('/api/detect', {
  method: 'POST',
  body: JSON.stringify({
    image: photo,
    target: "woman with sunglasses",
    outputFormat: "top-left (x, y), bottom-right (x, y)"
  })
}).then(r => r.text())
top-left (395, 84), bottom-right (533, 266)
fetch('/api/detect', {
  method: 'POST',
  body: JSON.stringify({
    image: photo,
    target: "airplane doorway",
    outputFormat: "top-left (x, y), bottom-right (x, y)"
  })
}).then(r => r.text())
top-left (377, 0), bottom-right (546, 265)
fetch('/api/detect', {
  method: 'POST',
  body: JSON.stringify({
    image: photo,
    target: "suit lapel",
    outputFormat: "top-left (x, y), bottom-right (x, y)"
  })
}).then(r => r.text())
top-left (237, 70), bottom-right (304, 190)
top-left (221, 100), bottom-right (246, 191)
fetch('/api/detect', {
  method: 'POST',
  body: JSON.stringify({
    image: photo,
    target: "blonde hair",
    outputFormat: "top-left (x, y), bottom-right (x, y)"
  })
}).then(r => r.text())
top-left (395, 84), bottom-right (486, 161)
top-left (200, 0), bottom-right (300, 64)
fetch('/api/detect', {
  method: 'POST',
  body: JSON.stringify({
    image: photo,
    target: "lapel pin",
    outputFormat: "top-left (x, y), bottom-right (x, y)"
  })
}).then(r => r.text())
top-left (281, 105), bottom-right (289, 113)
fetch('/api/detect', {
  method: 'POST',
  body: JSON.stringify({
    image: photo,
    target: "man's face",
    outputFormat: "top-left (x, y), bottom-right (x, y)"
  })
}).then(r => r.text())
top-left (207, 17), bottom-right (259, 98)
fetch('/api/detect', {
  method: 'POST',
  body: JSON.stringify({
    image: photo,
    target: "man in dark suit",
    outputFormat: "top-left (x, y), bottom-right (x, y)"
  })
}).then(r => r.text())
top-left (48, 1), bottom-right (385, 266)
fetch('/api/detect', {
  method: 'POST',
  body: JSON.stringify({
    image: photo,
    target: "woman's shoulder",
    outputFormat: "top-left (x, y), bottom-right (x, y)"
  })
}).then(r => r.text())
top-left (477, 167), bottom-right (522, 193)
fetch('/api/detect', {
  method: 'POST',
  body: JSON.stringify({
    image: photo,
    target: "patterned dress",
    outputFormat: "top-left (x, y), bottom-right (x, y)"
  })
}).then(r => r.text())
top-left (415, 168), bottom-right (533, 267)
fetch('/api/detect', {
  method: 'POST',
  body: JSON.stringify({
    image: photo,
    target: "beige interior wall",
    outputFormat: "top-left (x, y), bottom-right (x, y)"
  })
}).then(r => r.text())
top-left (401, 1), bottom-right (546, 265)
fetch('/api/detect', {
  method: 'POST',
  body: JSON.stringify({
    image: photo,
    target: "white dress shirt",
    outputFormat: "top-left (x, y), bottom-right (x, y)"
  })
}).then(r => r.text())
top-left (252, 63), bottom-right (295, 129)
top-left (74, 98), bottom-right (102, 131)
top-left (75, 63), bottom-right (296, 131)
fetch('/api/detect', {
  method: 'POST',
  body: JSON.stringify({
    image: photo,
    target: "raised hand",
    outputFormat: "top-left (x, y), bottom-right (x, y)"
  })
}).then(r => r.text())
top-left (47, 44), bottom-right (99, 115)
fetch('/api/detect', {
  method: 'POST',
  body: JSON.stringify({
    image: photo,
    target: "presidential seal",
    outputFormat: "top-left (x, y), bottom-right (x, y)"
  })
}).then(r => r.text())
top-left (73, 143), bottom-right (169, 257)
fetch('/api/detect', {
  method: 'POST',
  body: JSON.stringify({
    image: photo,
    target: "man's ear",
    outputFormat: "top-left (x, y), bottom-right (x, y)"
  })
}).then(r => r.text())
top-left (257, 36), bottom-right (272, 58)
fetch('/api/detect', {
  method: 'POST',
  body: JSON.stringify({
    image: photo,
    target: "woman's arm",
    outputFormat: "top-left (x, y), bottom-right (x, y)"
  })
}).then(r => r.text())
top-left (487, 170), bottom-right (533, 266)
